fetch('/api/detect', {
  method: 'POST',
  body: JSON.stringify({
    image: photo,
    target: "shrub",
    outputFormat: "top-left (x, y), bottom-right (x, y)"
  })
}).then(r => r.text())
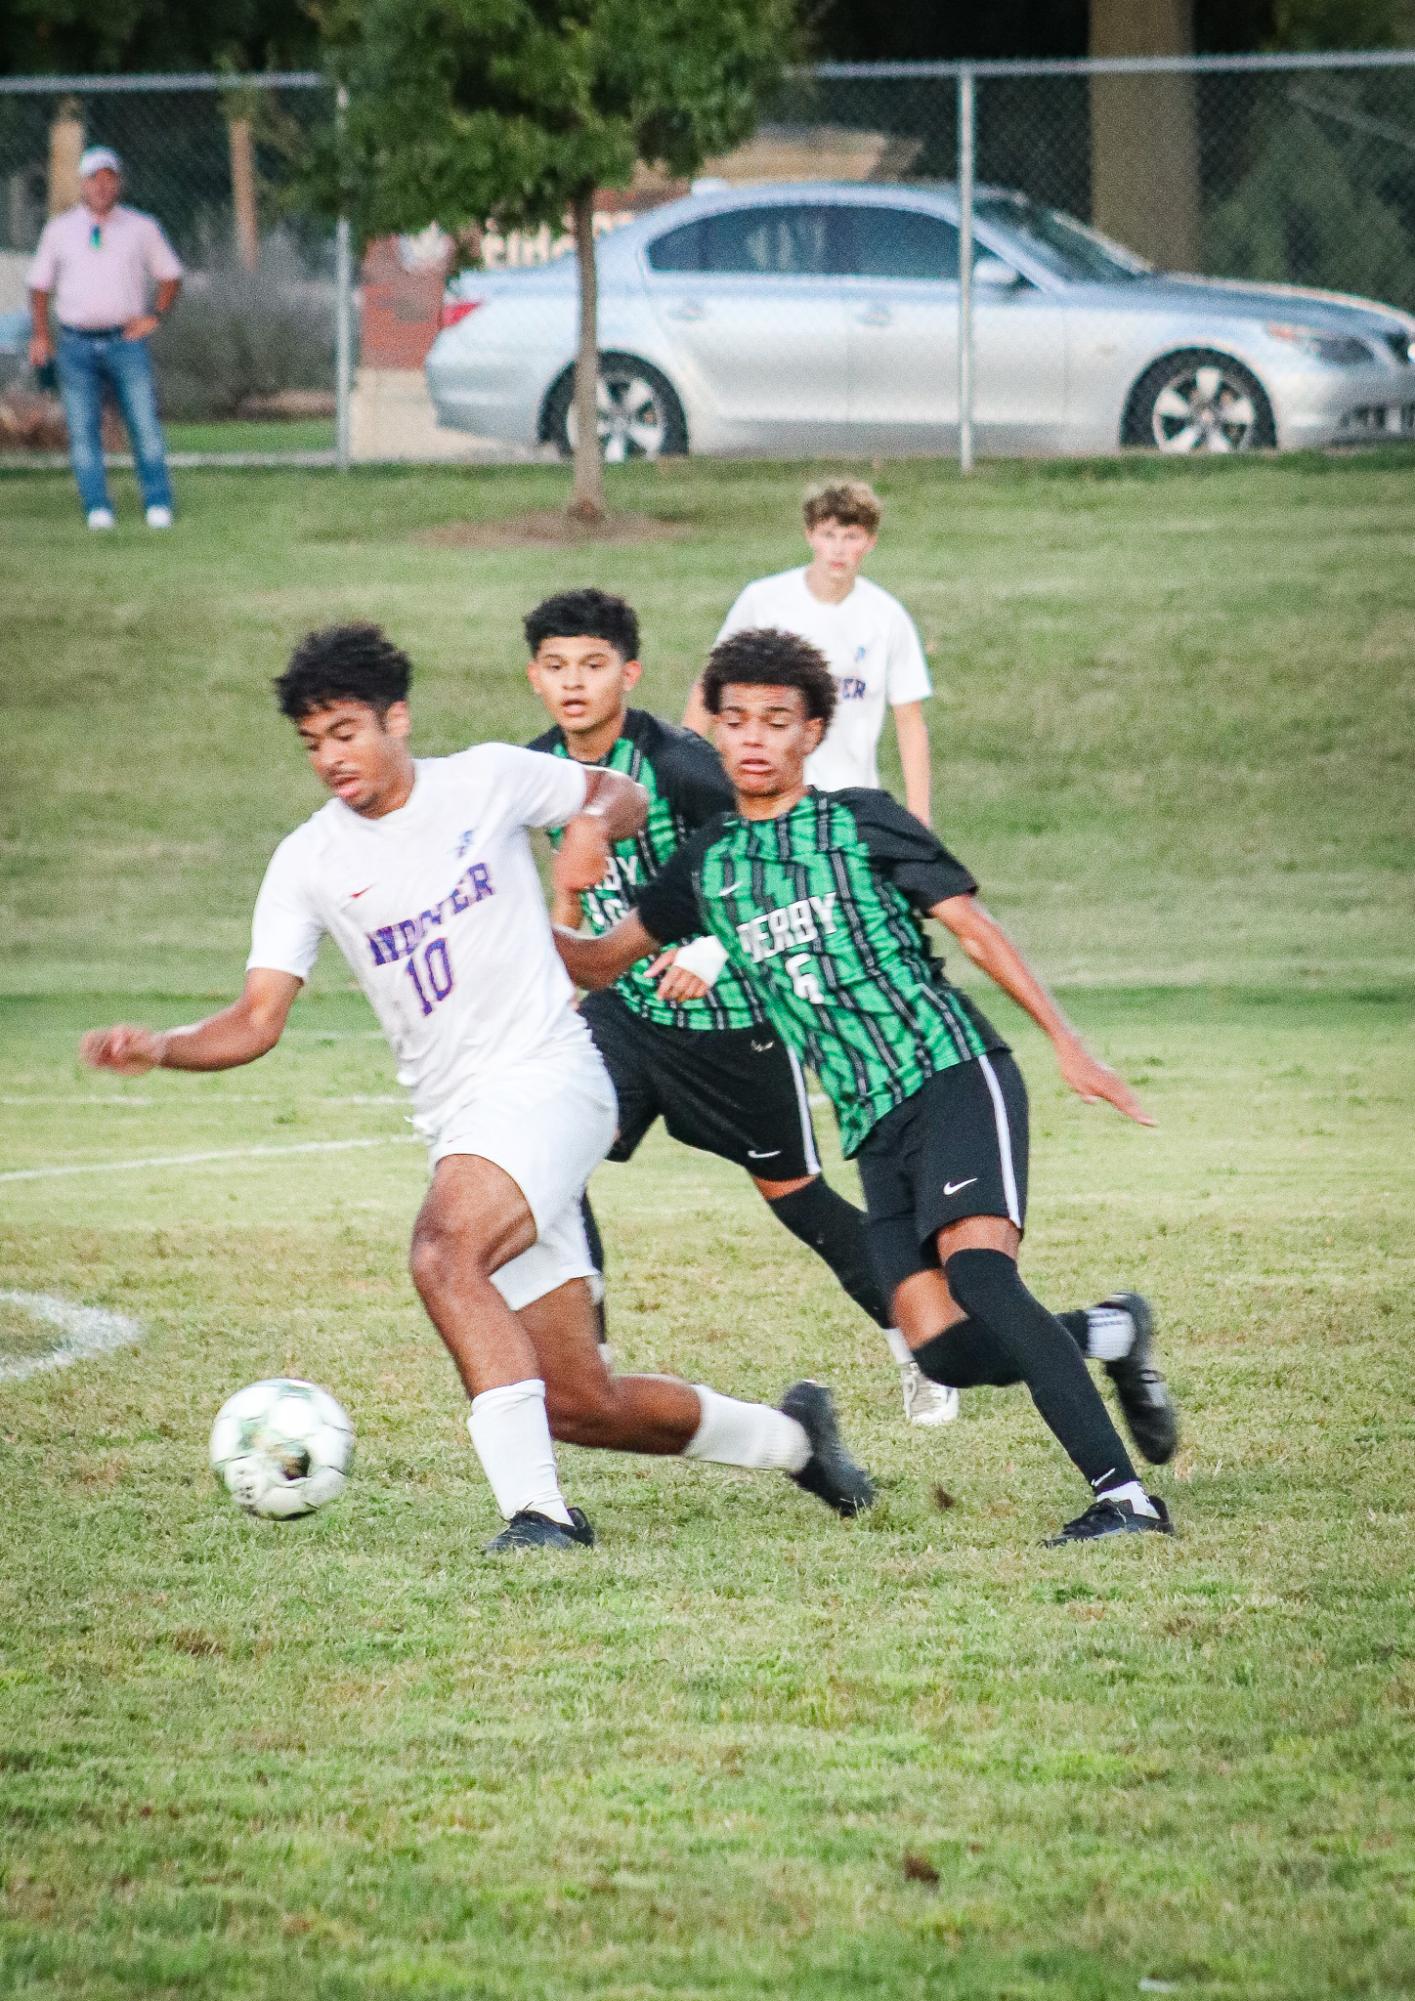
top-left (156, 239), bottom-right (336, 422)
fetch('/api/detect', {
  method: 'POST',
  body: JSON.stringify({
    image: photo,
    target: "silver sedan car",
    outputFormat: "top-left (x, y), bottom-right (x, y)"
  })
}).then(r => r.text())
top-left (425, 180), bottom-right (1415, 459)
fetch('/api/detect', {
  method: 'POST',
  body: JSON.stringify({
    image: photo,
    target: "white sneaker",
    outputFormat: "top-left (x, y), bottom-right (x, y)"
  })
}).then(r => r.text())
top-left (86, 507), bottom-right (115, 530)
top-left (900, 1362), bottom-right (960, 1427)
top-left (145, 505), bottom-right (173, 528)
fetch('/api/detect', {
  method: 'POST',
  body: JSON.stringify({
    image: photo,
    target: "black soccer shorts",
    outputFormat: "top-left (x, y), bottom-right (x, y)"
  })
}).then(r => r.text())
top-left (580, 987), bottom-right (821, 1181)
top-left (855, 1050), bottom-right (1030, 1301)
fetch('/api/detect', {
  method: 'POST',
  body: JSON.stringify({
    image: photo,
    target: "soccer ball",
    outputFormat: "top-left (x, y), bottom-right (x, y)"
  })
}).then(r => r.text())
top-left (209, 1378), bottom-right (354, 1520)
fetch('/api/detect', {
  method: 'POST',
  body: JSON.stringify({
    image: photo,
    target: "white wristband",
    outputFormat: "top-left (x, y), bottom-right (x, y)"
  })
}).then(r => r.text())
top-left (672, 935), bottom-right (729, 988)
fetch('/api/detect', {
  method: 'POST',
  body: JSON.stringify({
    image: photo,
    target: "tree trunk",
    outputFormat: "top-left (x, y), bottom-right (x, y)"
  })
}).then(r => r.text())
top-left (567, 185), bottom-right (605, 524)
top-left (228, 114), bottom-right (260, 272)
top-left (48, 98), bottom-right (84, 216)
top-left (1090, 0), bottom-right (1200, 272)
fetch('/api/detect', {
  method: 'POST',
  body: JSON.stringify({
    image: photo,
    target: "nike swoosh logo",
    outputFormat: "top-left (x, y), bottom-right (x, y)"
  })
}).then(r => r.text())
top-left (349, 885), bottom-right (375, 900)
top-left (747, 1148), bottom-right (781, 1160)
top-left (709, 878), bottom-right (739, 897)
top-left (942, 1177), bottom-right (977, 1196)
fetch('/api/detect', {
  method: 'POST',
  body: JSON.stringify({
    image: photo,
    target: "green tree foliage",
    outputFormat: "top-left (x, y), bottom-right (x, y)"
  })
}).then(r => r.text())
top-left (0, 0), bottom-right (317, 74)
top-left (1207, 104), bottom-right (1415, 307)
top-left (319, 0), bottom-right (794, 517)
top-left (1265, 0), bottom-right (1415, 48)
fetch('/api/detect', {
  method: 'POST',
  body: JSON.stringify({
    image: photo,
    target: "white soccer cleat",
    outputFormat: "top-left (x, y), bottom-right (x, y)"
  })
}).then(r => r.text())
top-left (86, 507), bottom-right (115, 530)
top-left (900, 1362), bottom-right (960, 1427)
top-left (145, 505), bottom-right (173, 528)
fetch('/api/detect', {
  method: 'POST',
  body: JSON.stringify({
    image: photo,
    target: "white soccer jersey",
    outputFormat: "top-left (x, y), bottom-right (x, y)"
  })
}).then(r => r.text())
top-left (247, 744), bottom-right (592, 1132)
top-left (716, 568), bottom-right (932, 792)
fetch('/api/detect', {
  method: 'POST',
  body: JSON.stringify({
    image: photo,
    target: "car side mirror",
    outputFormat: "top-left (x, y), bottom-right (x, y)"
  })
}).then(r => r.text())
top-left (973, 256), bottom-right (1021, 291)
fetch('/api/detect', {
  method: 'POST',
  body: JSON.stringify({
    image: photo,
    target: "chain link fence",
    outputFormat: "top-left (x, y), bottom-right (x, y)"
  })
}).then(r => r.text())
top-left (3, 52), bottom-right (1415, 475)
top-left (789, 52), bottom-right (1415, 467)
top-left (0, 71), bottom-right (339, 466)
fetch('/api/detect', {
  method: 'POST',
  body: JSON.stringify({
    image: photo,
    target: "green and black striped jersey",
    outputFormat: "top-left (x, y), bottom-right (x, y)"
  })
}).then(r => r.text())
top-left (529, 709), bottom-right (765, 1033)
top-left (637, 787), bottom-right (1007, 1156)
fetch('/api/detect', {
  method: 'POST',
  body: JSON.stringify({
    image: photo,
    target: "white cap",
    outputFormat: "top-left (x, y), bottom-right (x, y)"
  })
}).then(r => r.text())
top-left (79, 146), bottom-right (122, 178)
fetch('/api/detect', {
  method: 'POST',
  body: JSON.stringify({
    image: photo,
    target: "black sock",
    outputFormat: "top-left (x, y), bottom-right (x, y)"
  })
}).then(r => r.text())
top-left (940, 1248), bottom-right (1138, 1495)
top-left (580, 1192), bottom-right (605, 1276)
top-left (580, 1193), bottom-right (608, 1347)
top-left (914, 1316), bottom-right (1023, 1388)
top-left (1055, 1309), bottom-right (1089, 1355)
top-left (916, 1313), bottom-right (1098, 1387)
top-left (766, 1178), bottom-right (891, 1329)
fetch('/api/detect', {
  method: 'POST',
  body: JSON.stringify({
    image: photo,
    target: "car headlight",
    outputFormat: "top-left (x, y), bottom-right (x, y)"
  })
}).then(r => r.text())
top-left (1266, 322), bottom-right (1373, 366)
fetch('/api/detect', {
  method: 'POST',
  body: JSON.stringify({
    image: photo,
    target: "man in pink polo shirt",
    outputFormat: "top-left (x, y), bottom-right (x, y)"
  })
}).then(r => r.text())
top-left (28, 146), bottom-right (183, 530)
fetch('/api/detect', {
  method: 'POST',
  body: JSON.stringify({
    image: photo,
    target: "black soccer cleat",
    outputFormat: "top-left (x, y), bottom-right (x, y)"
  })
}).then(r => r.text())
top-left (780, 1379), bottom-right (876, 1517)
top-left (482, 1506), bottom-right (596, 1555)
top-left (1044, 1493), bottom-right (1174, 1546)
top-left (1101, 1292), bottom-right (1179, 1465)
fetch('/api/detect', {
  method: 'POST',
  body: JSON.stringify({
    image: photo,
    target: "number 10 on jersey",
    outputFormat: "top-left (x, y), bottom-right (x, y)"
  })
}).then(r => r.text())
top-left (405, 937), bottom-right (454, 1016)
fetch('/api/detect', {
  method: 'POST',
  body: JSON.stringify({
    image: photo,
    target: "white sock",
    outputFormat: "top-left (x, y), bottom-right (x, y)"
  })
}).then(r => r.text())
top-left (883, 1326), bottom-right (915, 1367)
top-left (1085, 1303), bottom-right (1136, 1362)
top-left (682, 1387), bottom-right (811, 1473)
top-left (1098, 1478), bottom-right (1158, 1518)
top-left (466, 1379), bottom-right (574, 1526)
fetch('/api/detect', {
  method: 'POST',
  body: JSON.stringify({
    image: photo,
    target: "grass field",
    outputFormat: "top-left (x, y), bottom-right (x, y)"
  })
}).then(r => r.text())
top-left (164, 418), bottom-right (336, 457)
top-left (2, 453), bottom-right (1413, 2001)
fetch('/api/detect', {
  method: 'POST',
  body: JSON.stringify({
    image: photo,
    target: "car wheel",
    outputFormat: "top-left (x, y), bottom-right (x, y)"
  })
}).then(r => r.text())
top-left (542, 353), bottom-right (688, 462)
top-left (1123, 348), bottom-right (1276, 454)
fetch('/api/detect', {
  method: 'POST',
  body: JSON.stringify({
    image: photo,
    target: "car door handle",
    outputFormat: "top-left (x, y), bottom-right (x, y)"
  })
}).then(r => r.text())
top-left (855, 306), bottom-right (892, 327)
top-left (666, 301), bottom-right (707, 322)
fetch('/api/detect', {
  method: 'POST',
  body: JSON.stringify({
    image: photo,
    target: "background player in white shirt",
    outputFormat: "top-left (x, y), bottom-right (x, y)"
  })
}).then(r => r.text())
top-left (684, 479), bottom-right (934, 825)
top-left (80, 623), bottom-right (874, 1551)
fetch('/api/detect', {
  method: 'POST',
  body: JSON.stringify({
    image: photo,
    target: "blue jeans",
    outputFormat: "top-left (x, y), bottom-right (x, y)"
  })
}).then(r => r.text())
top-left (56, 327), bottom-right (173, 515)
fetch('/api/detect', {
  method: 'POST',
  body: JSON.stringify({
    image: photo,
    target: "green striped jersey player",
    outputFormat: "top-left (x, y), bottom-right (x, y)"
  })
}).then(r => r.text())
top-left (522, 590), bottom-right (959, 1423)
top-left (556, 623), bottom-right (1183, 1548)
top-left (679, 784), bottom-right (1007, 1159)
top-left (531, 702), bottom-right (761, 1034)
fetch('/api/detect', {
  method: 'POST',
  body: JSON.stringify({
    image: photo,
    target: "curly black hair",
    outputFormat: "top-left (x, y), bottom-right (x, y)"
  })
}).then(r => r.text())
top-left (523, 588), bottom-right (640, 662)
top-left (701, 628), bottom-right (837, 730)
top-left (274, 623), bottom-right (412, 720)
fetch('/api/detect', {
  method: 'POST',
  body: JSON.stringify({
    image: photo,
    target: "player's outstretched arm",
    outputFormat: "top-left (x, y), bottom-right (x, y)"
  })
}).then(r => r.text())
top-left (892, 701), bottom-right (932, 826)
top-left (552, 768), bottom-right (647, 898)
top-left (932, 894), bottom-right (1155, 1127)
top-left (79, 969), bottom-right (303, 1077)
top-left (554, 913), bottom-right (661, 993)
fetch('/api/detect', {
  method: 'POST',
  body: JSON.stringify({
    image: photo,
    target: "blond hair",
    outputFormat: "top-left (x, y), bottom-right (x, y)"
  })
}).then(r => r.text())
top-left (802, 479), bottom-right (883, 534)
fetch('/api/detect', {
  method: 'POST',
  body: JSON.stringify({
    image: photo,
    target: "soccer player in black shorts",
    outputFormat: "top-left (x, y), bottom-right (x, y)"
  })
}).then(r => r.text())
top-left (554, 626), bottom-right (1181, 1546)
top-left (522, 588), bottom-right (956, 1421)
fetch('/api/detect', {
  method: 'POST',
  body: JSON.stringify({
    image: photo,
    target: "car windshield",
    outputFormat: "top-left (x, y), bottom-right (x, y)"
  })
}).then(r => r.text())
top-left (974, 194), bottom-right (1152, 282)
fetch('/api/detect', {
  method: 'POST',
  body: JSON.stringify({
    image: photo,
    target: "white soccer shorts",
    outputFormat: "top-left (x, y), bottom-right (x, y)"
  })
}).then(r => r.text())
top-left (428, 1041), bottom-right (618, 1311)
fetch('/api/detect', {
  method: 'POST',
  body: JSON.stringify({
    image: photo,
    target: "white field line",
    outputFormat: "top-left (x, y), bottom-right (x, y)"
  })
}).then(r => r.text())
top-left (0, 1135), bottom-right (419, 1185)
top-left (0, 1290), bottom-right (143, 1384)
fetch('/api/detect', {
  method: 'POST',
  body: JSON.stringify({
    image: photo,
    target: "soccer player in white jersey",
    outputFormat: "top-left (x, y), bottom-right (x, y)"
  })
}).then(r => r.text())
top-left (684, 479), bottom-right (933, 825)
top-left (79, 623), bottom-right (874, 1552)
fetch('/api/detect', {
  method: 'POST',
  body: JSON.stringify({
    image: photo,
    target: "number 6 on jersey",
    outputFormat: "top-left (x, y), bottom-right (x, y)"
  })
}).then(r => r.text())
top-left (785, 951), bottom-right (824, 1004)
